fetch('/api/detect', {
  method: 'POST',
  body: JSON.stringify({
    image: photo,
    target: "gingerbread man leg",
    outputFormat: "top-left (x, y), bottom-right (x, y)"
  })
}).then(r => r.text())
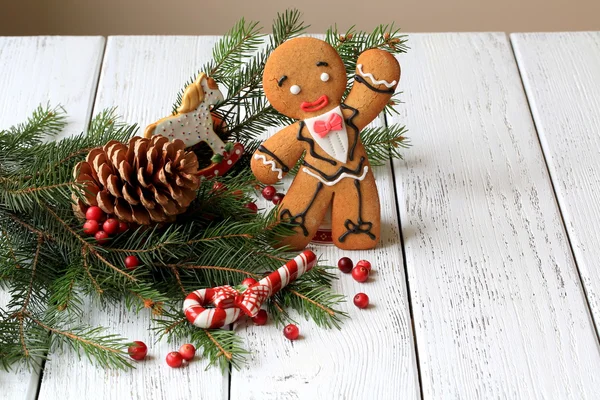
top-left (276, 172), bottom-right (333, 250)
top-left (331, 170), bottom-right (380, 250)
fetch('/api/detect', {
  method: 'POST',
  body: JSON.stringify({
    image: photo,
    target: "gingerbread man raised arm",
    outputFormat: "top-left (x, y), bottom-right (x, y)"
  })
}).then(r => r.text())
top-left (251, 37), bottom-right (400, 250)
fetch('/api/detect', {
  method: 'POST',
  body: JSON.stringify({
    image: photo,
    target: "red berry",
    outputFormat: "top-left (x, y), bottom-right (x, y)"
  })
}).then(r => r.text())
top-left (241, 277), bottom-right (257, 287)
top-left (232, 190), bottom-right (244, 199)
top-left (252, 310), bottom-right (268, 326)
top-left (261, 186), bottom-right (276, 201)
top-left (337, 257), bottom-right (353, 273)
top-left (118, 221), bottom-right (129, 234)
top-left (283, 324), bottom-right (299, 340)
top-left (356, 260), bottom-right (372, 271)
top-left (272, 193), bottom-right (285, 205)
top-left (178, 344), bottom-right (196, 361)
top-left (124, 255), bottom-right (140, 270)
top-left (166, 351), bottom-right (183, 368)
top-left (103, 218), bottom-right (119, 235)
top-left (85, 206), bottom-right (105, 222)
top-left (128, 341), bottom-right (147, 361)
top-left (94, 230), bottom-right (109, 244)
top-left (353, 293), bottom-right (369, 309)
top-left (351, 266), bottom-right (369, 283)
top-left (83, 220), bottom-right (100, 235)
top-left (244, 202), bottom-right (258, 213)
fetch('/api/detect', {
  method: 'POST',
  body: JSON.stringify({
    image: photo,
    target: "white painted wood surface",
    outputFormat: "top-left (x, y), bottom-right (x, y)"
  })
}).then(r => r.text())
top-left (0, 36), bottom-right (105, 400)
top-left (511, 32), bottom-right (600, 336)
top-left (36, 37), bottom-right (228, 400)
top-left (230, 118), bottom-right (420, 400)
top-left (390, 33), bottom-right (600, 399)
top-left (6, 32), bottom-right (600, 400)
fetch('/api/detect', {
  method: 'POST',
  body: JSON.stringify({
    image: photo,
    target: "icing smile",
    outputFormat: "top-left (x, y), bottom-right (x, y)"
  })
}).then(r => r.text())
top-left (300, 95), bottom-right (329, 112)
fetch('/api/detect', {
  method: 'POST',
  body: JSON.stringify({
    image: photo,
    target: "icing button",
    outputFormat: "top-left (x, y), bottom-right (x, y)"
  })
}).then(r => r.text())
top-left (320, 72), bottom-right (330, 82)
top-left (290, 85), bottom-right (301, 95)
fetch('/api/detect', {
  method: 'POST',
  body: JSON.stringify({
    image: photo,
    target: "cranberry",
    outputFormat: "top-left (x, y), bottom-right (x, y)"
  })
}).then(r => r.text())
top-left (261, 185), bottom-right (276, 201)
top-left (85, 206), bottom-right (105, 222)
top-left (178, 344), bottom-right (196, 361)
top-left (351, 266), bottom-right (369, 283)
top-left (252, 310), bottom-right (268, 326)
top-left (337, 257), bottom-right (353, 273)
top-left (128, 341), bottom-right (147, 361)
top-left (83, 220), bottom-right (100, 235)
top-left (353, 293), bottom-right (369, 309)
top-left (283, 324), bottom-right (299, 341)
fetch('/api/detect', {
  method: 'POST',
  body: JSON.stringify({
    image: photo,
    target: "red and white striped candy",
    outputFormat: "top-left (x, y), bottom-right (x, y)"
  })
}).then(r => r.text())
top-left (238, 250), bottom-right (317, 317)
top-left (184, 250), bottom-right (317, 329)
top-left (183, 286), bottom-right (242, 329)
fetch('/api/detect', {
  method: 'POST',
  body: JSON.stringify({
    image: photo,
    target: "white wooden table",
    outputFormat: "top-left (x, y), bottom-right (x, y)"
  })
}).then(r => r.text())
top-left (1, 32), bottom-right (600, 400)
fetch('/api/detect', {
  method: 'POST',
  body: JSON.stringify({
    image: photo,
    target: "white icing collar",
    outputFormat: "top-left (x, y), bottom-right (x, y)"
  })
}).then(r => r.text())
top-left (303, 106), bottom-right (349, 164)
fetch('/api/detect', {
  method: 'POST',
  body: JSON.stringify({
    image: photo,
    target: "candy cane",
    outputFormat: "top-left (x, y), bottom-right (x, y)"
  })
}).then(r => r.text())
top-left (237, 250), bottom-right (317, 317)
top-left (184, 250), bottom-right (317, 329)
top-left (183, 286), bottom-right (242, 329)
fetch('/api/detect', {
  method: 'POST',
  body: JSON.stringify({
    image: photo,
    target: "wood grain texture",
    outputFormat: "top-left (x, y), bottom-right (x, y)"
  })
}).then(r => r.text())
top-left (511, 31), bottom-right (600, 338)
top-left (0, 36), bottom-right (105, 139)
top-left (230, 110), bottom-right (420, 400)
top-left (0, 36), bottom-right (105, 400)
top-left (390, 33), bottom-right (600, 399)
top-left (36, 36), bottom-right (228, 400)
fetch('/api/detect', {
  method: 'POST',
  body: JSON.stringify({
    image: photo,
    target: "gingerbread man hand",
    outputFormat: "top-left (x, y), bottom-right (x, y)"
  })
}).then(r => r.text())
top-left (252, 37), bottom-right (400, 250)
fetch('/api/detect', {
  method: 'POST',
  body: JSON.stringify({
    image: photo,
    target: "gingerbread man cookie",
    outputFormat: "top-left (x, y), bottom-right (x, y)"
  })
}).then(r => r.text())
top-left (251, 37), bottom-right (401, 250)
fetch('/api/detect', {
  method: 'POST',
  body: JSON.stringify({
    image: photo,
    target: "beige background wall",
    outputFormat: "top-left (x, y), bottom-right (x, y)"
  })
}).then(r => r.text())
top-left (2, 0), bottom-right (600, 35)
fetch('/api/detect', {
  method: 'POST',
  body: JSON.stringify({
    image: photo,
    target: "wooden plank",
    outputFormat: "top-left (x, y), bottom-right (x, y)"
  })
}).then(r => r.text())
top-left (511, 31), bottom-right (600, 337)
top-left (390, 33), bottom-right (600, 398)
top-left (36, 36), bottom-right (228, 400)
top-left (0, 36), bottom-right (105, 400)
top-left (228, 60), bottom-right (420, 399)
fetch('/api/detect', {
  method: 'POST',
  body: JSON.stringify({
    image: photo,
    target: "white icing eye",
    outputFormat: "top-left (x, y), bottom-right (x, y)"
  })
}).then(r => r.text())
top-left (320, 72), bottom-right (330, 82)
top-left (290, 85), bottom-right (301, 95)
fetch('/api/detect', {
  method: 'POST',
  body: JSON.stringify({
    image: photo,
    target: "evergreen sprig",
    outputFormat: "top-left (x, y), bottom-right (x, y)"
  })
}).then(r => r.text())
top-left (0, 104), bottom-right (343, 372)
top-left (361, 124), bottom-right (410, 166)
top-left (1, 10), bottom-right (411, 374)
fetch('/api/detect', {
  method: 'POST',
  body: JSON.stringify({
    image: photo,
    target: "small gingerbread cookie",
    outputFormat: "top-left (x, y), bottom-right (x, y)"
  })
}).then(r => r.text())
top-left (145, 73), bottom-right (244, 178)
top-left (251, 37), bottom-right (400, 250)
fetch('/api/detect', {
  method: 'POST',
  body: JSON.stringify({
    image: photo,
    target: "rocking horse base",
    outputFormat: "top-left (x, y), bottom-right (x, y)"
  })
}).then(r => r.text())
top-left (196, 142), bottom-right (244, 178)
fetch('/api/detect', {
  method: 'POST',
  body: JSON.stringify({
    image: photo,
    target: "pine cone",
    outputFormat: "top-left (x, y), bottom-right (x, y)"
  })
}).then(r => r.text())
top-left (72, 136), bottom-right (200, 225)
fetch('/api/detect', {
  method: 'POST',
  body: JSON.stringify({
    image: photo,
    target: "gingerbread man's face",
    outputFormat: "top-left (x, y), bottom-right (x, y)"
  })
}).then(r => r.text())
top-left (263, 37), bottom-right (347, 120)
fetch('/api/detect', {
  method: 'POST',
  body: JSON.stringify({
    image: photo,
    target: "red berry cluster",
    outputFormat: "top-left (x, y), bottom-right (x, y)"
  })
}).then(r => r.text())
top-left (337, 257), bottom-right (373, 309)
top-left (127, 341), bottom-right (196, 368)
top-left (261, 185), bottom-right (285, 205)
top-left (83, 206), bottom-right (129, 244)
top-left (166, 344), bottom-right (196, 368)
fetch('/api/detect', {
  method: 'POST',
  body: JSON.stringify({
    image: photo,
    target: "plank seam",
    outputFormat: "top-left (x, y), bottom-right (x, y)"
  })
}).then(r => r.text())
top-left (88, 37), bottom-right (109, 120)
top-left (385, 111), bottom-right (424, 400)
top-left (33, 353), bottom-right (47, 400)
top-left (509, 33), bottom-right (600, 346)
top-left (35, 36), bottom-right (108, 400)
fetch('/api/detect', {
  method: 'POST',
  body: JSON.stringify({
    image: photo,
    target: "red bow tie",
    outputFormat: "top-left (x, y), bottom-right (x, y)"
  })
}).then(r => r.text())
top-left (313, 113), bottom-right (343, 138)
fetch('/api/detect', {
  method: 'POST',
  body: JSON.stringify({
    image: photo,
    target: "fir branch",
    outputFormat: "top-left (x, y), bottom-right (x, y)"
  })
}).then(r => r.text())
top-left (82, 249), bottom-right (104, 295)
top-left (46, 206), bottom-right (135, 280)
top-left (163, 264), bottom-right (260, 279)
top-left (154, 309), bottom-right (248, 370)
top-left (20, 236), bottom-right (42, 313)
top-left (360, 124), bottom-right (410, 165)
top-left (207, 19), bottom-right (264, 79)
top-left (24, 312), bottom-right (133, 369)
top-left (0, 104), bottom-right (67, 155)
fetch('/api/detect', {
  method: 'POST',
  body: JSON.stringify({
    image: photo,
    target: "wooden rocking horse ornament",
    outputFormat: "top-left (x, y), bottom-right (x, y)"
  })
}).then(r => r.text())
top-left (144, 73), bottom-right (244, 178)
